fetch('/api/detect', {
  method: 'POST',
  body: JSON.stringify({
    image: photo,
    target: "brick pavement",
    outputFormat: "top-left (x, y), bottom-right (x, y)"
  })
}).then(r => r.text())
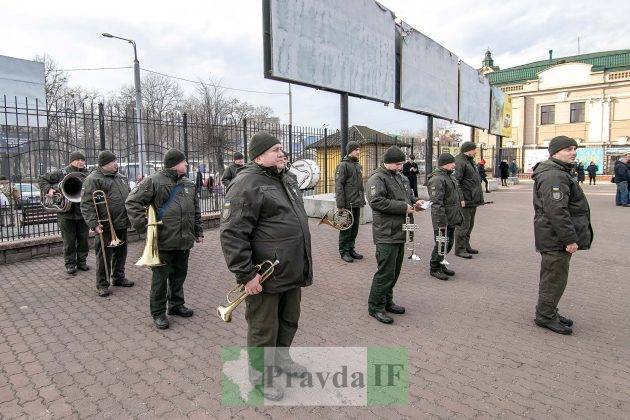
top-left (0, 181), bottom-right (629, 419)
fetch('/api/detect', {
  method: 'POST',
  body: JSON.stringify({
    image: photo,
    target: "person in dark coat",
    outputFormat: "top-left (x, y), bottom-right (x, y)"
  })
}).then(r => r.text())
top-left (402, 154), bottom-right (419, 198)
top-left (614, 157), bottom-right (630, 206)
top-left (221, 152), bottom-right (245, 189)
top-left (220, 132), bottom-right (312, 401)
top-left (499, 159), bottom-right (509, 186)
top-left (576, 161), bottom-right (586, 185)
top-left (477, 159), bottom-right (490, 193)
top-left (454, 142), bottom-right (484, 258)
top-left (586, 161), bottom-right (598, 185)
top-left (509, 159), bottom-right (518, 177)
top-left (532, 136), bottom-right (593, 335)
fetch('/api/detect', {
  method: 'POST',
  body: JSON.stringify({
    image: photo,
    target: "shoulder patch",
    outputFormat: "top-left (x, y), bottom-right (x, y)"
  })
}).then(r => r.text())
top-left (221, 200), bottom-right (231, 220)
top-left (551, 186), bottom-right (563, 201)
top-left (369, 184), bottom-right (377, 198)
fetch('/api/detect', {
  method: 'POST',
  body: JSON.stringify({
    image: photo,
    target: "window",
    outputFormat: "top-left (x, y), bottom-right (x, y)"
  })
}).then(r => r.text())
top-left (570, 102), bottom-right (585, 123)
top-left (540, 105), bottom-right (555, 125)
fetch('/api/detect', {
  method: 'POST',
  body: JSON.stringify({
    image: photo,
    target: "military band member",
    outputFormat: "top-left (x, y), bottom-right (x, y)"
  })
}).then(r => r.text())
top-left (221, 151), bottom-right (245, 189)
top-left (427, 153), bottom-right (464, 280)
top-left (335, 140), bottom-right (366, 263)
top-left (532, 136), bottom-right (593, 335)
top-left (220, 132), bottom-right (313, 401)
top-left (366, 146), bottom-right (424, 324)
top-left (38, 151), bottom-right (90, 274)
top-left (454, 141), bottom-right (484, 259)
top-left (126, 149), bottom-right (203, 330)
top-left (80, 151), bottom-right (133, 297)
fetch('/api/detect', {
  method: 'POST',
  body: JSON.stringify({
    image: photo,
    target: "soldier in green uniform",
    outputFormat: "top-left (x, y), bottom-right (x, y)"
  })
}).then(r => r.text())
top-left (366, 146), bottom-right (425, 324)
top-left (38, 151), bottom-right (90, 274)
top-left (80, 151), bottom-right (133, 297)
top-left (221, 152), bottom-right (245, 189)
top-left (126, 149), bottom-right (203, 330)
top-left (427, 153), bottom-right (464, 280)
top-left (220, 132), bottom-right (313, 401)
top-left (335, 140), bottom-right (366, 263)
top-left (532, 136), bottom-right (593, 335)
top-left (454, 141), bottom-right (484, 259)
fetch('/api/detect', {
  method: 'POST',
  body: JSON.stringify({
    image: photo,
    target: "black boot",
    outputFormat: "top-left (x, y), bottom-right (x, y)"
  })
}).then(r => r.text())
top-left (430, 270), bottom-right (449, 280)
top-left (455, 252), bottom-right (472, 259)
top-left (385, 303), bottom-right (405, 314)
top-left (340, 253), bottom-right (354, 263)
top-left (370, 311), bottom-right (393, 324)
top-left (559, 315), bottom-right (573, 327)
top-left (66, 266), bottom-right (77, 275)
top-left (441, 266), bottom-right (455, 276)
top-left (349, 249), bottom-right (363, 260)
top-left (535, 319), bottom-right (572, 335)
top-left (153, 315), bottom-right (170, 330)
top-left (466, 248), bottom-right (479, 254)
top-left (168, 305), bottom-right (194, 317)
top-left (77, 263), bottom-right (90, 271)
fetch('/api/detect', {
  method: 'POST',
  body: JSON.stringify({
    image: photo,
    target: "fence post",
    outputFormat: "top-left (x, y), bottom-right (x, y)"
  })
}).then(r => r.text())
top-left (288, 124), bottom-right (293, 161)
top-left (374, 135), bottom-right (379, 172)
top-left (323, 128), bottom-right (328, 194)
top-left (243, 118), bottom-right (248, 162)
top-left (98, 103), bottom-right (106, 152)
top-left (183, 113), bottom-right (189, 172)
top-left (426, 116), bottom-right (434, 180)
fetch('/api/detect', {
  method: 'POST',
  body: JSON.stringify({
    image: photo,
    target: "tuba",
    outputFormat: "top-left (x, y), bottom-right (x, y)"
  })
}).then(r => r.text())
top-left (217, 259), bottom-right (279, 322)
top-left (318, 208), bottom-right (353, 231)
top-left (42, 172), bottom-right (86, 212)
top-left (92, 190), bottom-right (124, 247)
top-left (135, 204), bottom-right (163, 267)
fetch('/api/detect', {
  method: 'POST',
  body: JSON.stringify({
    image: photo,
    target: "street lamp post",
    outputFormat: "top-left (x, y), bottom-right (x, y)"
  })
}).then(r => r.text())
top-left (102, 33), bottom-right (145, 177)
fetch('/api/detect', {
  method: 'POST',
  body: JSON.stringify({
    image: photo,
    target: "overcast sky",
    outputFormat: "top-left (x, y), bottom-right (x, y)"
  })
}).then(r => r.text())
top-left (2, 0), bottom-right (629, 134)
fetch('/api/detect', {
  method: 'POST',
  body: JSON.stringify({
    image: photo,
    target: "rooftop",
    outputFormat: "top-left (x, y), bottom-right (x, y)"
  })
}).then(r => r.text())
top-left (307, 125), bottom-right (410, 149)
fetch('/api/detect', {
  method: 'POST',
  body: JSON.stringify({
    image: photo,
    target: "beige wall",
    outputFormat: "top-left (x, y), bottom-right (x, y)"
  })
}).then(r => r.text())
top-left (475, 67), bottom-right (630, 147)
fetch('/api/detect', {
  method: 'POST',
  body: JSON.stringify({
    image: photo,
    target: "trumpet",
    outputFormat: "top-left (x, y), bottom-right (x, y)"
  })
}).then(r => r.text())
top-left (135, 204), bottom-right (163, 267)
top-left (217, 259), bottom-right (280, 322)
top-left (402, 214), bottom-right (421, 261)
top-left (436, 226), bottom-right (449, 256)
top-left (318, 208), bottom-right (353, 231)
top-left (92, 190), bottom-right (124, 247)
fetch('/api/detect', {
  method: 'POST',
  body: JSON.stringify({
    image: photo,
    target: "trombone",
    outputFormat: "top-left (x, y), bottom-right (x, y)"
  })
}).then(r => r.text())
top-left (92, 190), bottom-right (124, 247)
top-left (217, 259), bottom-right (280, 322)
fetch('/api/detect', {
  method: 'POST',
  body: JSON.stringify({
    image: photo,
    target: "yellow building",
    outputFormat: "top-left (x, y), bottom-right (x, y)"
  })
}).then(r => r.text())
top-left (307, 125), bottom-right (410, 194)
top-left (476, 49), bottom-right (630, 173)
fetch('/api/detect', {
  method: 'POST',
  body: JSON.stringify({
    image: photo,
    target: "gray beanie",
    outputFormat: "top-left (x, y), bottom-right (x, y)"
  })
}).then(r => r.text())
top-left (249, 132), bottom-right (281, 160)
top-left (548, 136), bottom-right (578, 156)
top-left (98, 151), bottom-right (116, 167)
top-left (460, 141), bottom-right (477, 153)
top-left (383, 146), bottom-right (406, 164)
top-left (347, 141), bottom-right (360, 154)
top-left (438, 153), bottom-right (455, 166)
top-left (164, 148), bottom-right (186, 168)
top-left (69, 151), bottom-right (86, 162)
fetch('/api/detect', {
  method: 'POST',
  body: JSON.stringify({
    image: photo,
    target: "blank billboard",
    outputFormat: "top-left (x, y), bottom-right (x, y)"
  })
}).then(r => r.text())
top-left (397, 22), bottom-right (459, 120)
top-left (0, 55), bottom-right (46, 127)
top-left (264, 0), bottom-right (396, 103)
top-left (458, 62), bottom-right (490, 130)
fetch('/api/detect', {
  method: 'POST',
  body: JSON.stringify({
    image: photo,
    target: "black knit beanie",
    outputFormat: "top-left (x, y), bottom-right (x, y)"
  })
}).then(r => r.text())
top-left (164, 148), bottom-right (186, 168)
top-left (438, 153), bottom-right (455, 166)
top-left (460, 141), bottom-right (477, 153)
top-left (548, 136), bottom-right (578, 156)
top-left (383, 146), bottom-right (406, 164)
top-left (249, 132), bottom-right (281, 160)
top-left (98, 151), bottom-right (116, 167)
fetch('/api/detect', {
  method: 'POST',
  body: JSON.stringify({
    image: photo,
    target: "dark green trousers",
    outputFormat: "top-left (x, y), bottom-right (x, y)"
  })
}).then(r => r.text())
top-left (245, 288), bottom-right (301, 381)
top-left (536, 251), bottom-right (572, 324)
top-left (455, 207), bottom-right (476, 253)
top-left (430, 227), bottom-right (455, 270)
top-left (150, 249), bottom-right (190, 317)
top-left (368, 243), bottom-right (405, 314)
top-left (95, 228), bottom-right (128, 290)
top-left (57, 217), bottom-right (89, 268)
top-left (338, 207), bottom-right (361, 254)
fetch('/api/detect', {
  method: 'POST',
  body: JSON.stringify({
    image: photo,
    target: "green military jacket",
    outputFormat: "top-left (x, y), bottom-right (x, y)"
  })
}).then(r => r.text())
top-left (366, 166), bottom-right (416, 245)
top-left (125, 169), bottom-right (203, 251)
top-left (221, 163), bottom-right (244, 189)
top-left (220, 163), bottom-right (313, 293)
top-left (335, 156), bottom-right (366, 209)
top-left (80, 167), bottom-right (130, 231)
top-left (427, 168), bottom-right (464, 230)
top-left (38, 165), bottom-right (89, 220)
top-left (532, 159), bottom-right (593, 253)
top-left (454, 153), bottom-right (484, 207)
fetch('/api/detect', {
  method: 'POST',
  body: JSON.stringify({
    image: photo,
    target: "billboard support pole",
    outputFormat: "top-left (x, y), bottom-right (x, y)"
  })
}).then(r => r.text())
top-left (340, 93), bottom-right (349, 157)
top-left (494, 135), bottom-right (503, 178)
top-left (425, 116), bottom-right (434, 183)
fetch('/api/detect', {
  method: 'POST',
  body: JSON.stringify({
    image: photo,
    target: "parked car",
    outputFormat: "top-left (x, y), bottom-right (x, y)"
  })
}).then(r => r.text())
top-left (15, 183), bottom-right (41, 209)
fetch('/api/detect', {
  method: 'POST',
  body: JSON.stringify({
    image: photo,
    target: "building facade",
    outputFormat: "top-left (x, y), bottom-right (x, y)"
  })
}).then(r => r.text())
top-left (476, 49), bottom-right (630, 173)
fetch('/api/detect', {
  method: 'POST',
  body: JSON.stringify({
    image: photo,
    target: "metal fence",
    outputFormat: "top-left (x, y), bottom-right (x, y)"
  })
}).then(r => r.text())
top-left (0, 97), bottom-right (331, 242)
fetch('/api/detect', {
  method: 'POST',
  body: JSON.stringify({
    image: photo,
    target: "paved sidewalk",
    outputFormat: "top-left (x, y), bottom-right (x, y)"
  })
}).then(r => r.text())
top-left (0, 182), bottom-right (628, 418)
